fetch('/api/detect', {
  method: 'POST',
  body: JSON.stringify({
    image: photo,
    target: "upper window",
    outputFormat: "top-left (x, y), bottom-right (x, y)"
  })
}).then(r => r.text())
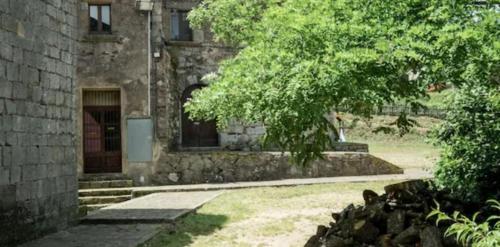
top-left (170, 9), bottom-right (193, 41)
top-left (89, 5), bottom-right (111, 33)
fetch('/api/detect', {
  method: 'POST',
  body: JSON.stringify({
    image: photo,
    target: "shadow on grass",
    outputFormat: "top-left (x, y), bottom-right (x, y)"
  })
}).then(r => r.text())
top-left (141, 213), bottom-right (229, 247)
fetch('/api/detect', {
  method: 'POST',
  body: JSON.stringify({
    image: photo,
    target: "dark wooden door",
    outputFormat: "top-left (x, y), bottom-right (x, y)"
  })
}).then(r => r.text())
top-left (83, 106), bottom-right (122, 173)
top-left (181, 85), bottom-right (219, 147)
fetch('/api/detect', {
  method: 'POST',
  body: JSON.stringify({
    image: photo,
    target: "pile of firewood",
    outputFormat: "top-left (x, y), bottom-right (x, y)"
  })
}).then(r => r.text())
top-left (305, 180), bottom-right (463, 247)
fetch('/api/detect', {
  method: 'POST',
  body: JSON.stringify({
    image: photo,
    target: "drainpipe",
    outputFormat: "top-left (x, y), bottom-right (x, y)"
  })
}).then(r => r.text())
top-left (148, 11), bottom-right (151, 116)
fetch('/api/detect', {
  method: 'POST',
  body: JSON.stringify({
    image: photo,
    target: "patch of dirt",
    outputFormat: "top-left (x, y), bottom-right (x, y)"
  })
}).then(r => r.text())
top-left (228, 194), bottom-right (365, 246)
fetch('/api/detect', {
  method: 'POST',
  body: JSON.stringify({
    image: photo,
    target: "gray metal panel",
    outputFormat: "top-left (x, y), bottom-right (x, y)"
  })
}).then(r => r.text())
top-left (127, 118), bottom-right (153, 162)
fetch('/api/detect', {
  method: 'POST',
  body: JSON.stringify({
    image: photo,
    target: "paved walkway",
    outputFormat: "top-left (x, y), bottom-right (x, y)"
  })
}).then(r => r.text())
top-left (20, 224), bottom-right (166, 247)
top-left (80, 170), bottom-right (433, 197)
top-left (21, 191), bottom-right (222, 247)
top-left (21, 172), bottom-right (431, 247)
top-left (82, 191), bottom-right (223, 224)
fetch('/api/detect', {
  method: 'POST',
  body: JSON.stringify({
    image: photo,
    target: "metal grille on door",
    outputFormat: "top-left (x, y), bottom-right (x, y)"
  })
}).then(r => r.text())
top-left (83, 90), bottom-right (122, 173)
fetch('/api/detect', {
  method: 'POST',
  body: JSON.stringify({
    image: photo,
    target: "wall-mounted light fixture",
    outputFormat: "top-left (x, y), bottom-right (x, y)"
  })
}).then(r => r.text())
top-left (136, 0), bottom-right (154, 11)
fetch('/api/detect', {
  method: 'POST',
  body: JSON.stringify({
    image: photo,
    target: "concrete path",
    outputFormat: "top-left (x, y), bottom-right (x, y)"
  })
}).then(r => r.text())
top-left (82, 191), bottom-right (223, 224)
top-left (79, 171), bottom-right (432, 197)
top-left (20, 224), bottom-right (166, 247)
top-left (21, 172), bottom-right (431, 247)
top-left (20, 191), bottom-right (222, 247)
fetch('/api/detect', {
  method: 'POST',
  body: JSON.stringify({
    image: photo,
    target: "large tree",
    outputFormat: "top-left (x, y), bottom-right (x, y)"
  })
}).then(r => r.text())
top-left (185, 0), bottom-right (499, 165)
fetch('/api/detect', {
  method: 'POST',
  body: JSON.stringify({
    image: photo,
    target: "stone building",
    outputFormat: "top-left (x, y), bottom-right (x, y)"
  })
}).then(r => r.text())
top-left (0, 0), bottom-right (79, 245)
top-left (75, 0), bottom-right (401, 186)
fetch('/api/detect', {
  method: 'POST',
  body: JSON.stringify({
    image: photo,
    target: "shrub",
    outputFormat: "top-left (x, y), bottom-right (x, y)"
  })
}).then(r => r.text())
top-left (431, 86), bottom-right (500, 202)
top-left (428, 199), bottom-right (500, 247)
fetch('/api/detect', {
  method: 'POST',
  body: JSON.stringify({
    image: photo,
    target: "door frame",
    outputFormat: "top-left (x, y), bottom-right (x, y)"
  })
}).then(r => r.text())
top-left (180, 84), bottom-right (220, 148)
top-left (81, 89), bottom-right (123, 174)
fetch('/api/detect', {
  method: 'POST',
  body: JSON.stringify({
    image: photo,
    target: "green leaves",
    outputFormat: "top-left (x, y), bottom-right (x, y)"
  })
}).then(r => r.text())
top-left (431, 86), bottom-right (500, 202)
top-left (429, 200), bottom-right (500, 247)
top-left (186, 0), bottom-right (499, 165)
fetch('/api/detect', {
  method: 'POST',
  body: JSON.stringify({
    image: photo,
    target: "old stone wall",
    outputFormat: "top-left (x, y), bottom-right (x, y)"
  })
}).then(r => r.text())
top-left (0, 0), bottom-right (79, 245)
top-left (73, 0), bottom-right (401, 188)
top-left (165, 43), bottom-right (237, 148)
top-left (76, 0), bottom-right (151, 175)
top-left (151, 151), bottom-right (403, 185)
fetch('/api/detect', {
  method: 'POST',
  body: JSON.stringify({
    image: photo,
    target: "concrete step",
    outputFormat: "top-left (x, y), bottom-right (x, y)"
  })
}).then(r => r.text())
top-left (78, 188), bottom-right (132, 197)
top-left (79, 195), bottom-right (132, 205)
top-left (80, 191), bottom-right (223, 224)
top-left (85, 204), bottom-right (112, 211)
top-left (78, 180), bottom-right (133, 189)
top-left (78, 204), bottom-right (113, 218)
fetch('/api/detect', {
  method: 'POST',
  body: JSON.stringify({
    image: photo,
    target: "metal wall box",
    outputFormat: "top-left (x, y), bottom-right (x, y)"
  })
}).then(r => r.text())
top-left (127, 118), bottom-right (153, 162)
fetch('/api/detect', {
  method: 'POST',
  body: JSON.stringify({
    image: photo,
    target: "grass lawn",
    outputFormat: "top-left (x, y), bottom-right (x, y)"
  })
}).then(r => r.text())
top-left (143, 114), bottom-right (444, 247)
top-left (141, 181), bottom-right (403, 247)
top-left (344, 114), bottom-right (442, 171)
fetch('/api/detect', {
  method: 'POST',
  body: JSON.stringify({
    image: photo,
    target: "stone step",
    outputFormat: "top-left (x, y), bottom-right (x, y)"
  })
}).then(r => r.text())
top-left (79, 188), bottom-right (133, 197)
top-left (79, 174), bottom-right (131, 182)
top-left (81, 191), bottom-right (223, 224)
top-left (78, 204), bottom-right (113, 218)
top-left (85, 204), bottom-right (112, 212)
top-left (79, 195), bottom-right (132, 205)
top-left (78, 180), bottom-right (133, 189)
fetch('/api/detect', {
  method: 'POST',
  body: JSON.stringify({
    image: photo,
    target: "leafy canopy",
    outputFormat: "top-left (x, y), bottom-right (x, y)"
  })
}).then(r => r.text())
top-left (431, 86), bottom-right (500, 202)
top-left (186, 0), bottom-right (499, 165)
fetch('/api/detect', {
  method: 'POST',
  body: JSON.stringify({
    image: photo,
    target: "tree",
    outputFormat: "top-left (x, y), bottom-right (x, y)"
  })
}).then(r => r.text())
top-left (185, 0), bottom-right (499, 165)
top-left (431, 86), bottom-right (499, 202)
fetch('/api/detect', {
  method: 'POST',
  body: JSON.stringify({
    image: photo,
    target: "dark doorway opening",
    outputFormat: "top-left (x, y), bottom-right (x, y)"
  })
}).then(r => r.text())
top-left (83, 91), bottom-right (122, 173)
top-left (181, 85), bottom-right (219, 147)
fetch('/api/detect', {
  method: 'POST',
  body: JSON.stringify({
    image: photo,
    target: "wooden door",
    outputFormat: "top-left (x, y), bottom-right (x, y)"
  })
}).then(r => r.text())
top-left (83, 106), bottom-right (122, 173)
top-left (181, 85), bottom-right (219, 147)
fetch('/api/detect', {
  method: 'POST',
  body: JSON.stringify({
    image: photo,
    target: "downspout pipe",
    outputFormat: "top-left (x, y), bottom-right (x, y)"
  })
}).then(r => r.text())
top-left (148, 10), bottom-right (151, 116)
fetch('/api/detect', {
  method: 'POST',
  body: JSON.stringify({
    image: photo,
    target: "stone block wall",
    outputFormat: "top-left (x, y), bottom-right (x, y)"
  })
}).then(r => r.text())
top-left (151, 152), bottom-right (403, 185)
top-left (0, 0), bottom-right (78, 245)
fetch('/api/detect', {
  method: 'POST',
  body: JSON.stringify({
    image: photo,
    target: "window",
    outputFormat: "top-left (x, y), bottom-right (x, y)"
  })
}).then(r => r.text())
top-left (170, 9), bottom-right (193, 41)
top-left (89, 5), bottom-right (111, 33)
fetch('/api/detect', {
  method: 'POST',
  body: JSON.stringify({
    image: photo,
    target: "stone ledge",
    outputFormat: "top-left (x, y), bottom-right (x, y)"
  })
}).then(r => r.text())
top-left (81, 34), bottom-right (120, 43)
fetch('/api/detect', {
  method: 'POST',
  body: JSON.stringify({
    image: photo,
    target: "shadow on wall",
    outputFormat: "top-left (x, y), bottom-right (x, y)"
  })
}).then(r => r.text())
top-left (140, 214), bottom-right (229, 247)
top-left (0, 206), bottom-right (34, 246)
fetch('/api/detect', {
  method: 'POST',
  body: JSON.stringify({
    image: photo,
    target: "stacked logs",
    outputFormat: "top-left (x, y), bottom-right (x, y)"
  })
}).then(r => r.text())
top-left (305, 180), bottom-right (462, 247)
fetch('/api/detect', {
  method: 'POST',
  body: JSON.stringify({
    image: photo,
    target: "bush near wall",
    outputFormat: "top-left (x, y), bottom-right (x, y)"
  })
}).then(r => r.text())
top-left (431, 86), bottom-right (500, 203)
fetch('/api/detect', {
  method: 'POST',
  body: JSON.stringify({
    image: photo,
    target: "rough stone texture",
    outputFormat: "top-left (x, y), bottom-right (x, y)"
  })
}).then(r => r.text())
top-left (74, 0), bottom-right (396, 188)
top-left (305, 180), bottom-right (460, 247)
top-left (76, 0), bottom-right (151, 176)
top-left (150, 152), bottom-right (403, 185)
top-left (0, 0), bottom-right (79, 245)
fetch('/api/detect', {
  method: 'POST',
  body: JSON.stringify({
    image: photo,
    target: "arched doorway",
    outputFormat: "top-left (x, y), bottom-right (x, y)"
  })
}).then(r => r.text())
top-left (181, 85), bottom-right (219, 147)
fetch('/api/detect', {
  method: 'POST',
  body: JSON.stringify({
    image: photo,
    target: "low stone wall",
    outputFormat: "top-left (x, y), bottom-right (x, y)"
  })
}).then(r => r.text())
top-left (150, 152), bottom-right (402, 185)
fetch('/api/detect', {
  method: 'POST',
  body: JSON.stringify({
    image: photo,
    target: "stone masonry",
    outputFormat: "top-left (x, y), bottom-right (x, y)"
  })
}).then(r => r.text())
top-left (0, 0), bottom-right (79, 245)
top-left (152, 151), bottom-right (403, 185)
top-left (75, 0), bottom-right (404, 186)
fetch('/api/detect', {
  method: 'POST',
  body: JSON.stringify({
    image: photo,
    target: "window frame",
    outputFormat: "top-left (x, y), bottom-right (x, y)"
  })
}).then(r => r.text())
top-left (88, 4), bottom-right (112, 34)
top-left (170, 9), bottom-right (194, 41)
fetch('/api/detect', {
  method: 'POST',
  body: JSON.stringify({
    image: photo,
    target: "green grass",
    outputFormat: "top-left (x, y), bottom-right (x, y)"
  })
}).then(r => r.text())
top-left (342, 114), bottom-right (442, 170)
top-left (141, 181), bottom-right (402, 247)
top-left (143, 113), bottom-right (444, 246)
top-left (422, 88), bottom-right (456, 109)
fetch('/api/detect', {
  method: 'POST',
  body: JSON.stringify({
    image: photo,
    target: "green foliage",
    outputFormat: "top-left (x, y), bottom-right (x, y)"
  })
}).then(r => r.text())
top-left (428, 199), bottom-right (500, 247)
top-left (431, 86), bottom-right (500, 202)
top-left (186, 0), bottom-right (500, 165)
